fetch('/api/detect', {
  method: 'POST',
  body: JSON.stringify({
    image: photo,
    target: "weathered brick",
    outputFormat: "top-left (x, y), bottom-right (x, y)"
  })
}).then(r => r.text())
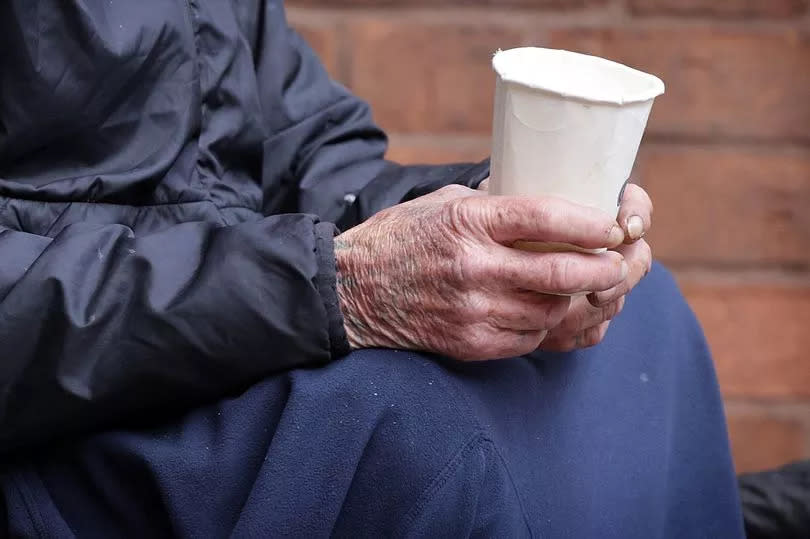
top-left (727, 413), bottom-right (807, 473)
top-left (638, 146), bottom-right (810, 267)
top-left (349, 20), bottom-right (523, 134)
top-left (290, 0), bottom-right (605, 7)
top-left (630, 0), bottom-right (809, 18)
top-left (549, 28), bottom-right (810, 140)
top-left (386, 136), bottom-right (491, 165)
top-left (681, 283), bottom-right (810, 399)
top-left (289, 21), bottom-right (341, 79)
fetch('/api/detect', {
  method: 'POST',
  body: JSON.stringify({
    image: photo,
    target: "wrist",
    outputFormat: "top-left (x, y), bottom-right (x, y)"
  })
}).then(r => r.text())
top-left (334, 234), bottom-right (368, 351)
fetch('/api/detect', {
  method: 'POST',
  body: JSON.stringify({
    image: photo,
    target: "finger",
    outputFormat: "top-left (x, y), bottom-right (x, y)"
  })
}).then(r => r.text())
top-left (541, 320), bottom-right (611, 352)
top-left (482, 246), bottom-right (629, 295)
top-left (617, 183), bottom-right (653, 243)
top-left (461, 326), bottom-right (548, 361)
top-left (553, 295), bottom-right (625, 335)
top-left (582, 321), bottom-right (611, 347)
top-left (588, 239), bottom-right (652, 307)
top-left (486, 291), bottom-right (572, 332)
top-left (477, 177), bottom-right (490, 191)
top-left (508, 329), bottom-right (549, 358)
top-left (464, 195), bottom-right (624, 249)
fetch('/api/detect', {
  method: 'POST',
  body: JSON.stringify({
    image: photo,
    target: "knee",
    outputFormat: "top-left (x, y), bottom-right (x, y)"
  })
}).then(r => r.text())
top-left (280, 350), bottom-right (487, 526)
top-left (302, 349), bottom-right (475, 432)
top-left (617, 261), bottom-right (717, 378)
top-left (627, 261), bottom-right (698, 330)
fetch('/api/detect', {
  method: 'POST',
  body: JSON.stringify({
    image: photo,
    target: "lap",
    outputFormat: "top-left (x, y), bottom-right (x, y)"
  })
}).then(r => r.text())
top-left (443, 262), bottom-right (743, 537)
top-left (2, 263), bottom-right (744, 538)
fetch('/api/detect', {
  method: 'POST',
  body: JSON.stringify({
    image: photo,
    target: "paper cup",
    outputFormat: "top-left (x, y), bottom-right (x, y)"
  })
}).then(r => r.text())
top-left (489, 47), bottom-right (664, 252)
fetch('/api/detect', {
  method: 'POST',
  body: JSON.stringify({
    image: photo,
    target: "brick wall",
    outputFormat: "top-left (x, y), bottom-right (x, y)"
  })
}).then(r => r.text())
top-left (287, 0), bottom-right (810, 474)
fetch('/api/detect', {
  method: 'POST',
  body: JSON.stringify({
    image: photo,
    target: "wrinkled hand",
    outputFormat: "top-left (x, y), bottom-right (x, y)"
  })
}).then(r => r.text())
top-left (335, 184), bottom-right (629, 361)
top-left (540, 183), bottom-right (653, 351)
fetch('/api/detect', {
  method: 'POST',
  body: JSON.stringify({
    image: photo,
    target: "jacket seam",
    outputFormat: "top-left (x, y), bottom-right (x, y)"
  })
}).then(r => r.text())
top-left (490, 440), bottom-right (536, 538)
top-left (181, 0), bottom-right (210, 197)
top-left (0, 195), bottom-right (258, 214)
top-left (314, 222), bottom-right (350, 358)
top-left (397, 431), bottom-right (487, 536)
top-left (262, 95), bottom-right (358, 150)
top-left (42, 202), bottom-right (73, 237)
top-left (8, 470), bottom-right (49, 539)
top-left (430, 364), bottom-right (534, 537)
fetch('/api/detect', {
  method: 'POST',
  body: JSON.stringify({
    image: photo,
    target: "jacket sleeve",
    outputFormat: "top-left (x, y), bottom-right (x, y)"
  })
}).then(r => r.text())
top-left (0, 1), bottom-right (488, 453)
top-left (0, 215), bottom-right (347, 454)
top-left (738, 459), bottom-right (810, 539)
top-left (255, 1), bottom-right (490, 230)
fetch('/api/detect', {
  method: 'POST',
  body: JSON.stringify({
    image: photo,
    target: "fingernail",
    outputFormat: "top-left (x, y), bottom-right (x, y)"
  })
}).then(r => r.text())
top-left (626, 215), bottom-right (644, 241)
top-left (591, 286), bottom-right (617, 307)
top-left (608, 224), bottom-right (624, 246)
top-left (619, 259), bottom-right (629, 280)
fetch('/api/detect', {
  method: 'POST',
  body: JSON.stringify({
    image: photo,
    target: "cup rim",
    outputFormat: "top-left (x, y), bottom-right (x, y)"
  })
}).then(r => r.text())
top-left (492, 47), bottom-right (666, 106)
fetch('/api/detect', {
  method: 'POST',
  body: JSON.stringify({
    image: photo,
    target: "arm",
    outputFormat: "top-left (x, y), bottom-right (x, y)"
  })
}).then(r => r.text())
top-left (0, 0), bottom-right (479, 453)
top-left (0, 215), bottom-right (345, 454)
top-left (253, 1), bottom-right (489, 230)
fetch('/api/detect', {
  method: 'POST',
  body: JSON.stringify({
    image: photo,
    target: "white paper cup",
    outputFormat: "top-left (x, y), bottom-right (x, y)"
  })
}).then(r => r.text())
top-left (489, 47), bottom-right (664, 253)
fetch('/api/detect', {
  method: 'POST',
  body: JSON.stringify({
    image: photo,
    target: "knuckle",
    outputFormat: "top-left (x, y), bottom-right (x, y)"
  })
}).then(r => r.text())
top-left (546, 256), bottom-right (578, 293)
top-left (438, 183), bottom-right (470, 198)
top-left (490, 199), bottom-right (528, 236)
top-left (442, 197), bottom-right (476, 236)
top-left (541, 295), bottom-right (572, 328)
top-left (464, 329), bottom-right (491, 358)
top-left (530, 199), bottom-right (557, 231)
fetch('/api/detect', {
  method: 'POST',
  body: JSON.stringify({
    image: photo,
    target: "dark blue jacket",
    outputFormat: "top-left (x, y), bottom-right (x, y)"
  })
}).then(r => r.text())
top-left (0, 0), bottom-right (488, 454)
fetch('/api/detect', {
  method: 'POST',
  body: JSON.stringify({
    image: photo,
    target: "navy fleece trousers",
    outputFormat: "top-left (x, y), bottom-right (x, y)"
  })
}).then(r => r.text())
top-left (2, 263), bottom-right (744, 538)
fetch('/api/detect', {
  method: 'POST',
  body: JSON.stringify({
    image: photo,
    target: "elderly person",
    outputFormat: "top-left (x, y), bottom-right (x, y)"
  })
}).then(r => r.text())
top-left (0, 1), bottom-right (743, 537)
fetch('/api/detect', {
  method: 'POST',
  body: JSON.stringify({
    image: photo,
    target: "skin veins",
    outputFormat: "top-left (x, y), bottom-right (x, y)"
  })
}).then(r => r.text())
top-left (332, 184), bottom-right (644, 361)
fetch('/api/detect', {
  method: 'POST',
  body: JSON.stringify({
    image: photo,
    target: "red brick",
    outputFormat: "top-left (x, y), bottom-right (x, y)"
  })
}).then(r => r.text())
top-left (289, 22), bottom-right (341, 80)
top-left (727, 413), bottom-right (807, 473)
top-left (348, 20), bottom-right (523, 134)
top-left (681, 284), bottom-right (810, 399)
top-left (549, 28), bottom-right (810, 141)
top-left (386, 136), bottom-right (491, 165)
top-left (637, 146), bottom-right (810, 267)
top-left (631, 0), bottom-right (809, 18)
top-left (290, 0), bottom-right (604, 7)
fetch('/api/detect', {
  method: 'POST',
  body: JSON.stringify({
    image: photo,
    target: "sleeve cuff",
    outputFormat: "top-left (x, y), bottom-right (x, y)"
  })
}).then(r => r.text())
top-left (457, 158), bottom-right (491, 189)
top-left (401, 158), bottom-right (491, 202)
top-left (314, 221), bottom-right (352, 358)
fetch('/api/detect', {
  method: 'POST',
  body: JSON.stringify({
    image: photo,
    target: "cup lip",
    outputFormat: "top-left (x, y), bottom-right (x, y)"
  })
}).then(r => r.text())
top-left (492, 46), bottom-right (666, 106)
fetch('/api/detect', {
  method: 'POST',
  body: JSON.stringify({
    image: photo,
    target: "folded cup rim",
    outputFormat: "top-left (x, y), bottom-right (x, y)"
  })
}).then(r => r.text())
top-left (492, 47), bottom-right (666, 106)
